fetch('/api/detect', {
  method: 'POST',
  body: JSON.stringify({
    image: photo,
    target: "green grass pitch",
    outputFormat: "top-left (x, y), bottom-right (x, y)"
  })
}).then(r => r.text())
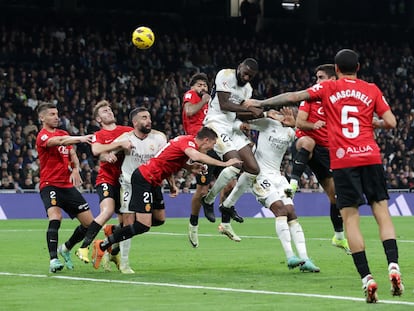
top-left (0, 217), bottom-right (413, 310)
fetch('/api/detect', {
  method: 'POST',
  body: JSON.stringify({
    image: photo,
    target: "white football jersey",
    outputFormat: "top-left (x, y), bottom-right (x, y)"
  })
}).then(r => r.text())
top-left (249, 118), bottom-right (296, 207)
top-left (116, 129), bottom-right (167, 183)
top-left (204, 69), bottom-right (253, 126)
top-left (249, 118), bottom-right (295, 175)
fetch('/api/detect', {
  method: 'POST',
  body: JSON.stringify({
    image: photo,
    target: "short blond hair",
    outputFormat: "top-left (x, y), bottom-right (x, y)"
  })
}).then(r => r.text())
top-left (92, 100), bottom-right (110, 120)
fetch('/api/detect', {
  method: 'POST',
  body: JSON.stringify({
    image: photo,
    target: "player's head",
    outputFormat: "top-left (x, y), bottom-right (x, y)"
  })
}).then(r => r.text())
top-left (93, 100), bottom-right (116, 125)
top-left (314, 64), bottom-right (336, 83)
top-left (129, 107), bottom-right (151, 134)
top-left (237, 58), bottom-right (258, 86)
top-left (189, 73), bottom-right (209, 97)
top-left (195, 126), bottom-right (218, 153)
top-left (334, 49), bottom-right (360, 75)
top-left (37, 102), bottom-right (59, 129)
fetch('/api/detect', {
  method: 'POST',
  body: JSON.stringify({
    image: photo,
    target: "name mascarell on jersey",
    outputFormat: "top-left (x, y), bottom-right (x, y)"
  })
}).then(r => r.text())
top-left (329, 89), bottom-right (373, 106)
top-left (311, 79), bottom-right (373, 106)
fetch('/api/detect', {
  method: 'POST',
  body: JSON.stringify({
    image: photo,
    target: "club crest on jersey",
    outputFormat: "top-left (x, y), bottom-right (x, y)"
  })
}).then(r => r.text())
top-left (336, 148), bottom-right (345, 159)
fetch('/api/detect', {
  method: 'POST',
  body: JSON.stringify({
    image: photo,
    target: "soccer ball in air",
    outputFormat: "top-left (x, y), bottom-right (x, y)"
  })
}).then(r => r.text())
top-left (132, 26), bottom-right (155, 49)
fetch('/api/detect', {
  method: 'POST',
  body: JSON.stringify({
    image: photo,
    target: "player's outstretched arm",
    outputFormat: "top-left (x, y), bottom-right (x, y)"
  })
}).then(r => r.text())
top-left (91, 132), bottom-right (132, 156)
top-left (185, 148), bottom-right (243, 167)
top-left (47, 134), bottom-right (94, 147)
top-left (244, 90), bottom-right (310, 108)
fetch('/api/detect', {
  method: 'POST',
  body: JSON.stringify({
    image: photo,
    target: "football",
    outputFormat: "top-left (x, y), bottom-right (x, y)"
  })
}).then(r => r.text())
top-left (132, 26), bottom-right (155, 49)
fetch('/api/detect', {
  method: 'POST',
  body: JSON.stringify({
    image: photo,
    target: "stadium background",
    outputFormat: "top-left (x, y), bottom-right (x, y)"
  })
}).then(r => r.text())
top-left (0, 0), bottom-right (414, 215)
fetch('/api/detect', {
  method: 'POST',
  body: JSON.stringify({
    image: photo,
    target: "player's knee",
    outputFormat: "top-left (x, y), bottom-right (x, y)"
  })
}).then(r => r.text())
top-left (223, 165), bottom-right (240, 178)
top-left (243, 164), bottom-right (260, 175)
top-left (198, 186), bottom-right (209, 196)
top-left (287, 218), bottom-right (299, 225)
top-left (194, 185), bottom-right (209, 197)
top-left (271, 202), bottom-right (291, 217)
top-left (131, 220), bottom-right (151, 235)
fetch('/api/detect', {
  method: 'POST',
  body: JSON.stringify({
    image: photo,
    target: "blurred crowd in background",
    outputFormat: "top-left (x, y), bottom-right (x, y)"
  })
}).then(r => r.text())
top-left (0, 19), bottom-right (413, 193)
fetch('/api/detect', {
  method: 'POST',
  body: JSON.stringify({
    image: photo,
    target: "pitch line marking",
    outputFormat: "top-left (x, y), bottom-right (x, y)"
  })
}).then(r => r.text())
top-left (1, 229), bottom-right (414, 243)
top-left (0, 272), bottom-right (413, 306)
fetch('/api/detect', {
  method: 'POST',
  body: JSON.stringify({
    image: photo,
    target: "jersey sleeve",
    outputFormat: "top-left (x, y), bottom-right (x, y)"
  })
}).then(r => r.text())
top-left (215, 69), bottom-right (234, 93)
top-left (37, 131), bottom-right (50, 148)
top-left (373, 87), bottom-right (392, 117)
top-left (306, 81), bottom-right (328, 102)
top-left (92, 131), bottom-right (103, 144)
top-left (183, 90), bottom-right (198, 104)
top-left (181, 136), bottom-right (198, 152)
top-left (114, 132), bottom-right (131, 143)
top-left (298, 100), bottom-right (311, 113)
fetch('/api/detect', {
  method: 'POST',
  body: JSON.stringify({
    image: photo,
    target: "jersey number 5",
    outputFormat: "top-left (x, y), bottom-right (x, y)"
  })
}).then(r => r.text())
top-left (341, 106), bottom-right (359, 139)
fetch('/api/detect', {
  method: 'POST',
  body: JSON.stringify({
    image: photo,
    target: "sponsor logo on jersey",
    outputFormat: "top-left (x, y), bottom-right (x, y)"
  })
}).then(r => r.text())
top-left (57, 145), bottom-right (69, 155)
top-left (346, 144), bottom-right (374, 154)
top-left (317, 106), bottom-right (324, 115)
top-left (336, 145), bottom-right (374, 158)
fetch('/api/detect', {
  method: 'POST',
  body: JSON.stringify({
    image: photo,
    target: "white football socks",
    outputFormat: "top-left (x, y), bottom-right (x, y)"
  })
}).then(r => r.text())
top-left (289, 219), bottom-right (308, 260)
top-left (275, 216), bottom-right (295, 259)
